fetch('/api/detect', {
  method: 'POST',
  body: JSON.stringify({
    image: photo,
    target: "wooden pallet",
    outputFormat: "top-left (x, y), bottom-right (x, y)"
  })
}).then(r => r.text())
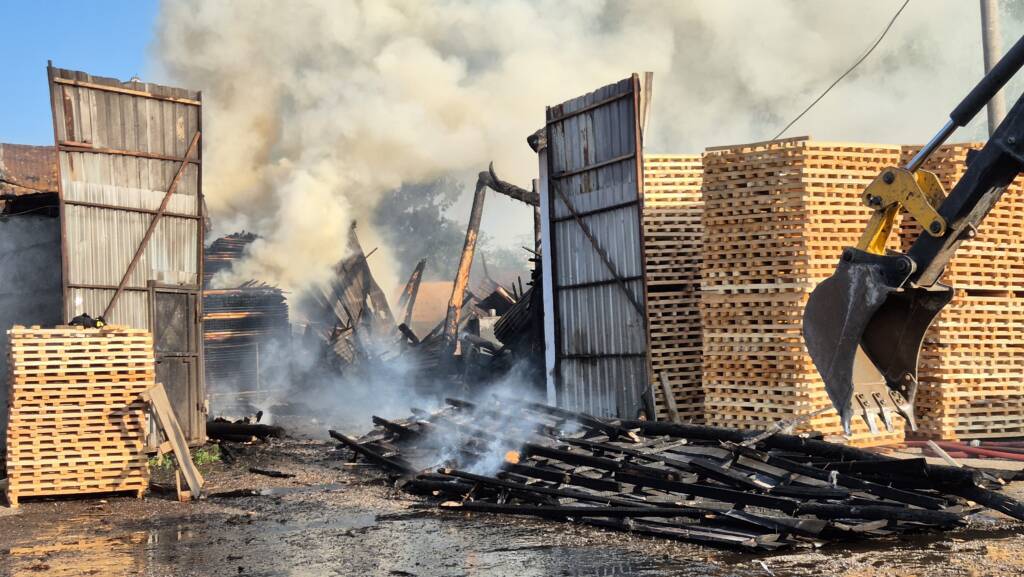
top-left (643, 155), bottom-right (704, 422)
top-left (912, 291), bottom-right (1024, 440)
top-left (5, 325), bottom-right (152, 507)
top-left (700, 138), bottom-right (905, 446)
top-left (890, 144), bottom-right (1024, 440)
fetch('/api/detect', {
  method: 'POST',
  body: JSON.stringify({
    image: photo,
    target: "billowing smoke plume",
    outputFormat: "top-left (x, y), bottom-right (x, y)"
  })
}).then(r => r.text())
top-left (153, 0), bottom-right (1018, 292)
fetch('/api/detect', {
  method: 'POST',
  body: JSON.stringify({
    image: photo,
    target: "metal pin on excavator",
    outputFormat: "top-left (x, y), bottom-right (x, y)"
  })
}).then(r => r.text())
top-left (804, 34), bottom-right (1024, 435)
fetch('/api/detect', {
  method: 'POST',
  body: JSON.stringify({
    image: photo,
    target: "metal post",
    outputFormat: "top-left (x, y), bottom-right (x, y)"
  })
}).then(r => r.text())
top-left (981, 0), bottom-right (1006, 134)
top-left (532, 179), bottom-right (542, 253)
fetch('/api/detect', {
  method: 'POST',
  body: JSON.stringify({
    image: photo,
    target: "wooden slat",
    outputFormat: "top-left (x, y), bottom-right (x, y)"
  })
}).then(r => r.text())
top-left (53, 77), bottom-right (201, 106)
top-left (143, 383), bottom-right (204, 496)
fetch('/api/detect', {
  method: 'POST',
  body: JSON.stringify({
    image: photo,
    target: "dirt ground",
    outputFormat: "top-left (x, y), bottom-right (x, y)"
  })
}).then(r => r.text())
top-left (2, 435), bottom-right (1024, 577)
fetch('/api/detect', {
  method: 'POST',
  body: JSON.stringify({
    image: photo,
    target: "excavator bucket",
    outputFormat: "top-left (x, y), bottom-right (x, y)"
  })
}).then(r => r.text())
top-left (801, 33), bottom-right (1024, 435)
top-left (803, 248), bottom-right (952, 434)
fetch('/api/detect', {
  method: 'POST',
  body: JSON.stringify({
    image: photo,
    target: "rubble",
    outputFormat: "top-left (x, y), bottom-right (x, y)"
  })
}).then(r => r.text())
top-left (202, 232), bottom-right (292, 410)
top-left (330, 397), bottom-right (1024, 551)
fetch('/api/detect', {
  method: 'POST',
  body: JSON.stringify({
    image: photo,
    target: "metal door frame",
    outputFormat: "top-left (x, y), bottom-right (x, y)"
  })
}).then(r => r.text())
top-left (148, 281), bottom-right (206, 442)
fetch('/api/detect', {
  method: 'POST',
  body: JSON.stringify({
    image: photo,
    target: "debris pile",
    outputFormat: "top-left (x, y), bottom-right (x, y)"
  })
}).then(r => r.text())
top-left (204, 283), bottom-right (290, 389)
top-left (303, 222), bottom-right (399, 370)
top-left (203, 233), bottom-right (291, 397)
top-left (330, 398), bottom-right (1024, 551)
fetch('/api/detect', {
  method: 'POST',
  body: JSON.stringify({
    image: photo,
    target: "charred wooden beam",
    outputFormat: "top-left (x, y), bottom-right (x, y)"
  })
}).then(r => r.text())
top-left (497, 398), bottom-right (639, 441)
top-left (823, 458), bottom-right (931, 476)
top-left (398, 259), bottom-right (426, 327)
top-left (371, 416), bottom-right (422, 440)
top-left (248, 467), bottom-right (295, 479)
top-left (442, 177), bottom-right (487, 361)
top-left (484, 162), bottom-right (540, 207)
top-left (722, 509), bottom-right (827, 539)
top-left (398, 477), bottom-right (477, 498)
top-left (795, 503), bottom-right (962, 525)
top-left (612, 471), bottom-right (800, 515)
top-left (767, 485), bottom-right (851, 501)
top-left (397, 323), bottom-right (420, 345)
top-left (329, 430), bottom-right (415, 474)
top-left (624, 420), bottom-right (981, 489)
top-left (207, 421), bottom-right (284, 440)
top-left (731, 446), bottom-right (948, 510)
top-left (438, 468), bottom-right (658, 509)
top-left (441, 501), bottom-right (703, 519)
top-left (214, 434), bottom-right (259, 443)
top-left (208, 488), bottom-right (262, 499)
top-left (956, 484), bottom-right (1024, 521)
top-left (500, 462), bottom-right (622, 493)
top-left (583, 517), bottom-right (787, 551)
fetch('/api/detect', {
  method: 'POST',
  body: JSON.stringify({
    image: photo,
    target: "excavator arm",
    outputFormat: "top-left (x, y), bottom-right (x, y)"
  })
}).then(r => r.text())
top-left (804, 34), bottom-right (1024, 434)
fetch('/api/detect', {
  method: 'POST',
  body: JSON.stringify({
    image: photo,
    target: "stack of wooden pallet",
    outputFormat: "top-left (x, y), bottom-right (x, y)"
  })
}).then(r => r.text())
top-left (642, 155), bottom-right (704, 422)
top-left (700, 137), bottom-right (905, 446)
top-left (5, 326), bottom-right (153, 507)
top-left (901, 144), bottom-right (1024, 439)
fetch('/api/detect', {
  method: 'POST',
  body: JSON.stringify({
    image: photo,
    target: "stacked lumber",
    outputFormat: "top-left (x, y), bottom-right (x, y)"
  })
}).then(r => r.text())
top-left (642, 155), bottom-right (704, 422)
top-left (4, 326), bottom-right (152, 507)
top-left (700, 137), bottom-right (905, 446)
top-left (901, 144), bottom-right (1024, 439)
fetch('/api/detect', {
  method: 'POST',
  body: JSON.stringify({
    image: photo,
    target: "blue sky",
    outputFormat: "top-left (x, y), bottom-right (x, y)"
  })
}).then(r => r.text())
top-left (0, 1), bottom-right (158, 145)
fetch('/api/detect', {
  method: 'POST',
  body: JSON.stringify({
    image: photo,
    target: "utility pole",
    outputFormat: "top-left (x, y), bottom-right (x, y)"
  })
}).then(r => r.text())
top-left (981, 0), bottom-right (1006, 134)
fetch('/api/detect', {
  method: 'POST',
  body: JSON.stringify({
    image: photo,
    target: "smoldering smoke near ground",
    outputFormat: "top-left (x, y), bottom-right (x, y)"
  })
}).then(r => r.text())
top-left (153, 0), bottom-right (1017, 295)
top-left (246, 329), bottom-right (550, 477)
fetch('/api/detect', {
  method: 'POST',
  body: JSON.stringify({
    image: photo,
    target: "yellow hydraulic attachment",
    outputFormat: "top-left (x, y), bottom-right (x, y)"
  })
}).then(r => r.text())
top-left (856, 167), bottom-right (948, 255)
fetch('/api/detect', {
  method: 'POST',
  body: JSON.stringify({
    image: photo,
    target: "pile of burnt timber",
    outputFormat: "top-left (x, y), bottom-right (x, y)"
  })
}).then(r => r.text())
top-left (304, 222), bottom-right (399, 368)
top-left (202, 233), bottom-right (291, 395)
top-left (330, 399), bottom-right (1024, 551)
top-left (204, 282), bottom-right (290, 390)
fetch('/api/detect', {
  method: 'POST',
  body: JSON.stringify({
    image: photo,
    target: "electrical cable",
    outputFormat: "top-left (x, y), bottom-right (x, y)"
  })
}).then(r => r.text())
top-left (772, 0), bottom-right (911, 140)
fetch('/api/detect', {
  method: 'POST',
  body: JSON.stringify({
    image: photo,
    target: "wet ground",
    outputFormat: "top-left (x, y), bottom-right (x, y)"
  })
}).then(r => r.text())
top-left (2, 437), bottom-right (1024, 577)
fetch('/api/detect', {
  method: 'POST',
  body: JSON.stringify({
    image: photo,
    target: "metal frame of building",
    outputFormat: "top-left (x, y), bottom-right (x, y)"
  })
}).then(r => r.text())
top-left (540, 74), bottom-right (653, 418)
top-left (47, 63), bottom-right (206, 443)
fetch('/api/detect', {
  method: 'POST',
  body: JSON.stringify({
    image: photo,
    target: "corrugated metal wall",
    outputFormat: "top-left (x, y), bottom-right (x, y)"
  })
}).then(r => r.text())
top-left (542, 75), bottom-right (651, 418)
top-left (50, 65), bottom-right (202, 327)
top-left (49, 64), bottom-right (206, 443)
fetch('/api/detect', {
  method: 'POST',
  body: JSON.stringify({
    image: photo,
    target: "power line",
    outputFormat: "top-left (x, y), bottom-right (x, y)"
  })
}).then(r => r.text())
top-left (771, 0), bottom-right (911, 140)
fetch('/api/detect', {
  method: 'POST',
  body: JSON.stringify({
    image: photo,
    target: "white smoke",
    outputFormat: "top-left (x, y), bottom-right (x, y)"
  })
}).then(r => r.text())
top-left (153, 0), bottom-right (1021, 293)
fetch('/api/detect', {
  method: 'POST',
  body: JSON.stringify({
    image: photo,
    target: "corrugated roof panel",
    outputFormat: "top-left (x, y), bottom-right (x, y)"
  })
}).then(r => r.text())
top-left (0, 144), bottom-right (59, 195)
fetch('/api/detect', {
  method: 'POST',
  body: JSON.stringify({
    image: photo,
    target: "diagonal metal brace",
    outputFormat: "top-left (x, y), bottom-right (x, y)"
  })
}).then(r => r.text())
top-left (103, 131), bottom-right (201, 319)
top-left (552, 184), bottom-right (645, 317)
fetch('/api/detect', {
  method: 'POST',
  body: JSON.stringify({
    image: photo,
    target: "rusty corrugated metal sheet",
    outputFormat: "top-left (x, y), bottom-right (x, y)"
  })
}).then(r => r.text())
top-left (541, 75), bottom-right (651, 419)
top-left (49, 64), bottom-right (206, 444)
top-left (0, 144), bottom-right (59, 195)
top-left (49, 65), bottom-right (202, 327)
